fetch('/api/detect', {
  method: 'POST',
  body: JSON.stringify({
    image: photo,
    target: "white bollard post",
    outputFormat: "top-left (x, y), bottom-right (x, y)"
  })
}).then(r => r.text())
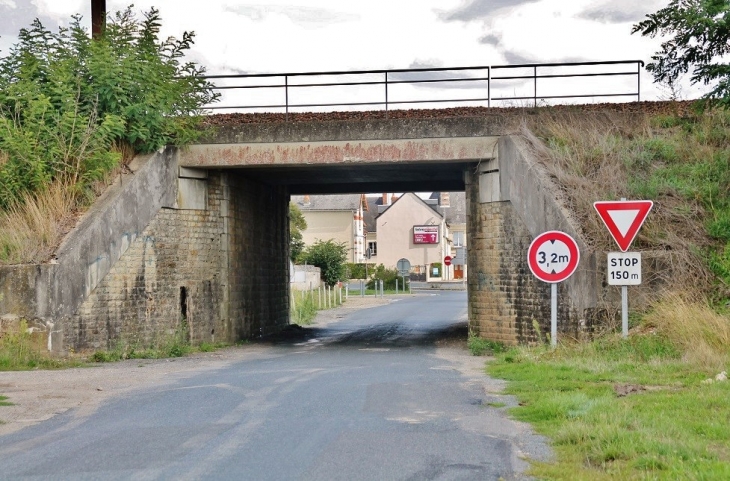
top-left (318, 287), bottom-right (322, 309)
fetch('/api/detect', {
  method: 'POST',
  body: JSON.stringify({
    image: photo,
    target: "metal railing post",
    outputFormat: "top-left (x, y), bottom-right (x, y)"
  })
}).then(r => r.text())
top-left (384, 72), bottom-right (389, 118)
top-left (534, 66), bottom-right (537, 107)
top-left (637, 61), bottom-right (641, 102)
top-left (285, 75), bottom-right (289, 121)
top-left (487, 66), bottom-right (491, 108)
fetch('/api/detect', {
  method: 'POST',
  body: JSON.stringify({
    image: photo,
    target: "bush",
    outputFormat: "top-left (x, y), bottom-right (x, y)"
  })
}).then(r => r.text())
top-left (346, 262), bottom-right (376, 279)
top-left (299, 239), bottom-right (348, 287)
top-left (366, 264), bottom-right (407, 290)
top-left (0, 7), bottom-right (217, 209)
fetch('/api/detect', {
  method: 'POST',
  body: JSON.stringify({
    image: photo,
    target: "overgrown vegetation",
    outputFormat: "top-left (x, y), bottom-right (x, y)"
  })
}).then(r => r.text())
top-left (488, 293), bottom-right (730, 479)
top-left (290, 287), bottom-right (345, 325)
top-left (90, 322), bottom-right (193, 362)
top-left (0, 320), bottom-right (81, 370)
top-left (0, 6), bottom-right (217, 264)
top-left (0, 395), bottom-right (11, 406)
top-left (525, 106), bottom-right (730, 305)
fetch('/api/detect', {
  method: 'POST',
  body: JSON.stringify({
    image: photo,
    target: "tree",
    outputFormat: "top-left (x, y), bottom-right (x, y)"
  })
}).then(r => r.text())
top-left (300, 239), bottom-right (348, 287)
top-left (289, 203), bottom-right (307, 262)
top-left (632, 0), bottom-right (730, 107)
top-left (0, 7), bottom-right (218, 208)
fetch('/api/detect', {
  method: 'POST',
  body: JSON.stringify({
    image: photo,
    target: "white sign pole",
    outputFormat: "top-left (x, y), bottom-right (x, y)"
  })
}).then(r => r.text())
top-left (620, 197), bottom-right (628, 338)
top-left (551, 283), bottom-right (557, 348)
top-left (622, 285), bottom-right (629, 338)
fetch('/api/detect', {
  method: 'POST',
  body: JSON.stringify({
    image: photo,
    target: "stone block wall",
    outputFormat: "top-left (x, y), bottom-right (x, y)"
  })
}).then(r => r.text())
top-left (226, 174), bottom-right (290, 339)
top-left (467, 173), bottom-right (547, 344)
top-left (65, 170), bottom-right (290, 352)
top-left (67, 173), bottom-right (227, 350)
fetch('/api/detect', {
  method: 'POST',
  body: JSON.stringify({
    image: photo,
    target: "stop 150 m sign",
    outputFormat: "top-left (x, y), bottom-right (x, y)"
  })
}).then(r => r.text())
top-left (527, 231), bottom-right (580, 284)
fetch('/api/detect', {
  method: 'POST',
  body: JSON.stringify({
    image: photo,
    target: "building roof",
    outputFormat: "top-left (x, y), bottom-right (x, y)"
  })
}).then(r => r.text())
top-left (291, 194), bottom-right (363, 211)
top-left (429, 192), bottom-right (466, 225)
top-left (378, 192), bottom-right (444, 221)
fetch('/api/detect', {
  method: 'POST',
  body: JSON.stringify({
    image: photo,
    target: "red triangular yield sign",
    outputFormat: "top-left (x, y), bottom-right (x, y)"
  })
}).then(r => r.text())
top-left (593, 200), bottom-right (653, 252)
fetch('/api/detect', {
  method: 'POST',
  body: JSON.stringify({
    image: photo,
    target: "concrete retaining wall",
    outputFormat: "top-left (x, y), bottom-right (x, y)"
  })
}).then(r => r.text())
top-left (0, 148), bottom-right (178, 349)
top-left (467, 135), bottom-right (602, 344)
top-left (291, 265), bottom-right (322, 291)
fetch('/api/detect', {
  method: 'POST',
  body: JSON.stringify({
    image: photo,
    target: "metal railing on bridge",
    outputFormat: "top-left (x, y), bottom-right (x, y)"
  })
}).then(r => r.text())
top-left (202, 60), bottom-right (644, 116)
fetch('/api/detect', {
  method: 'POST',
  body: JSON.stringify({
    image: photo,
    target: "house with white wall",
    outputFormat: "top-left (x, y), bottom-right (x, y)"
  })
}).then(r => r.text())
top-left (291, 194), bottom-right (367, 263)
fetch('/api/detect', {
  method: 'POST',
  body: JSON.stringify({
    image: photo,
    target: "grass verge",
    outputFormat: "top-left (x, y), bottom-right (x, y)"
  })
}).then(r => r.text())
top-left (468, 335), bottom-right (507, 356)
top-left (290, 288), bottom-right (348, 325)
top-left (0, 320), bottom-right (83, 370)
top-left (487, 296), bottom-right (730, 480)
top-left (90, 322), bottom-right (194, 362)
top-left (0, 395), bottom-right (12, 406)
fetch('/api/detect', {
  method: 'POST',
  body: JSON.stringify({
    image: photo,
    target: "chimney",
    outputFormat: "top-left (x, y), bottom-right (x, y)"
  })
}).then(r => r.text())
top-left (382, 193), bottom-right (389, 205)
top-left (439, 192), bottom-right (450, 207)
top-left (303, 195), bottom-right (311, 206)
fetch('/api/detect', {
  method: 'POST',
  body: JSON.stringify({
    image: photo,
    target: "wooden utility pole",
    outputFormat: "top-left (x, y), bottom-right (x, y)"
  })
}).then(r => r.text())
top-left (91, 0), bottom-right (106, 39)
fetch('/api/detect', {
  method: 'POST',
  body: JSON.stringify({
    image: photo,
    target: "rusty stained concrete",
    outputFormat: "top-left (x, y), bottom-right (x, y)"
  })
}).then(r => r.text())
top-left (179, 137), bottom-right (499, 168)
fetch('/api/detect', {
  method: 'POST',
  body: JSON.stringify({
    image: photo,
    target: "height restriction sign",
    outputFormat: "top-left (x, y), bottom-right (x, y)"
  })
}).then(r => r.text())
top-left (527, 231), bottom-right (580, 284)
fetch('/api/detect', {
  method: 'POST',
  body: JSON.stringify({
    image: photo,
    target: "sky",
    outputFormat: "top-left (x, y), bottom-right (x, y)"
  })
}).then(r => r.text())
top-left (0, 1), bottom-right (710, 106)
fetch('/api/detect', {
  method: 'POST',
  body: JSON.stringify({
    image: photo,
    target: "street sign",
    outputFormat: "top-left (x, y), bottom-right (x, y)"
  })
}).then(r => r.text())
top-left (607, 252), bottom-right (641, 286)
top-left (396, 258), bottom-right (411, 276)
top-left (444, 256), bottom-right (452, 266)
top-left (527, 231), bottom-right (580, 284)
top-left (593, 200), bottom-right (653, 252)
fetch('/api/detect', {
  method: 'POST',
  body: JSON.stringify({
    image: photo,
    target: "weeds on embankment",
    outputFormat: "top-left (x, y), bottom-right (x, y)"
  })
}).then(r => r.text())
top-left (524, 105), bottom-right (730, 303)
top-left (486, 106), bottom-right (730, 479)
top-left (290, 288), bottom-right (346, 325)
top-left (0, 320), bottom-right (81, 370)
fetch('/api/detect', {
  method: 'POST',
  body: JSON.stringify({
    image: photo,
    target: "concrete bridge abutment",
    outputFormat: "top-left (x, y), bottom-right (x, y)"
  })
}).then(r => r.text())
top-left (1, 115), bottom-right (609, 353)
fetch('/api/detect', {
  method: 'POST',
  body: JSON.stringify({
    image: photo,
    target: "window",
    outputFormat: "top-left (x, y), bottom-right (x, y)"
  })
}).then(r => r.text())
top-left (367, 241), bottom-right (377, 257)
top-left (453, 231), bottom-right (465, 247)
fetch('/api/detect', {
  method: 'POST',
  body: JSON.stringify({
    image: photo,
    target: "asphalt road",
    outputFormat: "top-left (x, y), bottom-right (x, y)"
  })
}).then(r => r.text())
top-left (0, 291), bottom-right (549, 480)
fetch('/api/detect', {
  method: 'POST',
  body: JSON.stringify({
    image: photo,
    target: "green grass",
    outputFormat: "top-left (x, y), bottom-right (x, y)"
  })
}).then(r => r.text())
top-left (487, 333), bottom-right (730, 480)
top-left (291, 289), bottom-right (351, 325)
top-left (0, 320), bottom-right (83, 370)
top-left (90, 322), bottom-right (193, 362)
top-left (0, 395), bottom-right (12, 406)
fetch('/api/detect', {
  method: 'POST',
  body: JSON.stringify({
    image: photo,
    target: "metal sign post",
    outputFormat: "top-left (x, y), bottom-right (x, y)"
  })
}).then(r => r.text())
top-left (594, 199), bottom-right (652, 338)
top-left (527, 231), bottom-right (581, 348)
top-left (608, 252), bottom-right (642, 337)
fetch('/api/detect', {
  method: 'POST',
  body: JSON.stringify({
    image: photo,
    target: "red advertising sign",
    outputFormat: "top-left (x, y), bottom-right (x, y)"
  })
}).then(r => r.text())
top-left (413, 225), bottom-right (439, 244)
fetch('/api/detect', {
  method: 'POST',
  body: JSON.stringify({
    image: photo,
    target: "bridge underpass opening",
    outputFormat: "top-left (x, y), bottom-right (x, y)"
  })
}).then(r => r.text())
top-left (215, 159), bottom-right (472, 347)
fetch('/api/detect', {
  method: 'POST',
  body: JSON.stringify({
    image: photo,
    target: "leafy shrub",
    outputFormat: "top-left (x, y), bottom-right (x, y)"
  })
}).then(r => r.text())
top-left (300, 239), bottom-right (348, 287)
top-left (0, 7), bottom-right (217, 210)
top-left (366, 264), bottom-right (405, 290)
top-left (346, 262), bottom-right (376, 280)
